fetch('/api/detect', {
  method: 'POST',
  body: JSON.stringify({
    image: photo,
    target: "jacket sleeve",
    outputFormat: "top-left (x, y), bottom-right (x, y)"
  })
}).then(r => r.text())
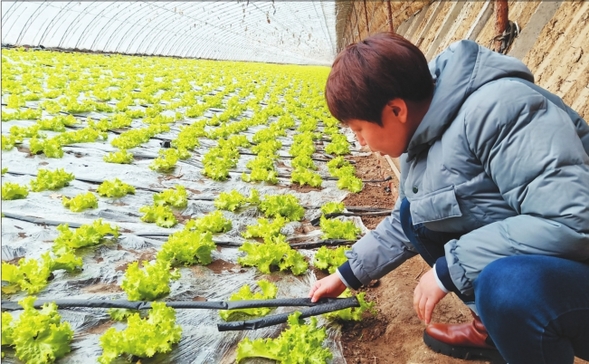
top-left (338, 196), bottom-right (418, 289)
top-left (442, 80), bottom-right (589, 296)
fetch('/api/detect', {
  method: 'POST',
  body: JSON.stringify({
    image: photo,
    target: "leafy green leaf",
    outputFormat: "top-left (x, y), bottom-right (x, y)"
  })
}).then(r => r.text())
top-left (236, 311), bottom-right (332, 364)
top-left (313, 246), bottom-right (349, 274)
top-left (139, 204), bottom-right (178, 228)
top-left (324, 291), bottom-right (377, 321)
top-left (107, 308), bottom-right (139, 322)
top-left (150, 148), bottom-right (180, 172)
top-left (62, 192), bottom-right (98, 212)
top-left (185, 210), bottom-right (232, 234)
top-left (214, 190), bottom-right (247, 211)
top-left (259, 194), bottom-right (305, 221)
top-left (30, 168), bottom-right (75, 192)
top-left (121, 260), bottom-right (180, 301)
top-left (53, 219), bottom-right (119, 251)
top-left (291, 167), bottom-right (322, 188)
top-left (242, 216), bottom-right (287, 240)
top-left (2, 296), bottom-right (74, 364)
top-left (325, 133), bottom-right (350, 155)
top-left (96, 178), bottom-right (136, 198)
top-left (98, 302), bottom-right (182, 364)
top-left (219, 280), bottom-right (278, 321)
top-left (157, 230), bottom-right (216, 266)
top-left (103, 149), bottom-right (134, 164)
top-left (153, 185), bottom-right (188, 208)
top-left (320, 201), bottom-right (345, 215)
top-left (319, 216), bottom-right (360, 240)
top-left (48, 248), bottom-right (83, 272)
top-left (238, 235), bottom-right (308, 275)
top-left (2, 182), bottom-right (29, 200)
top-left (1, 255), bottom-right (52, 294)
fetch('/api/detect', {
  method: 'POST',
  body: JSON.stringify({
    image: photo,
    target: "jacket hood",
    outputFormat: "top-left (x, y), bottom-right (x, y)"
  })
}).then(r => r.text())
top-left (406, 40), bottom-right (534, 160)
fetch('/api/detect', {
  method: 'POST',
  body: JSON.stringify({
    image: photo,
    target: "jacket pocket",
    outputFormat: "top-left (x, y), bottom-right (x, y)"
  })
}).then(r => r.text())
top-left (410, 186), bottom-right (462, 224)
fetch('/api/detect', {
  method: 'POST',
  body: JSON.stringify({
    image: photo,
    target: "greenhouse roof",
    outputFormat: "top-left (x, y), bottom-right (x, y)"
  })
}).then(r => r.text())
top-left (1, 1), bottom-right (338, 65)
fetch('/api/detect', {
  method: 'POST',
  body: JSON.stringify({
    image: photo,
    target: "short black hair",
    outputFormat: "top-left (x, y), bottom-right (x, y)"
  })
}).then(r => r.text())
top-left (325, 32), bottom-right (434, 125)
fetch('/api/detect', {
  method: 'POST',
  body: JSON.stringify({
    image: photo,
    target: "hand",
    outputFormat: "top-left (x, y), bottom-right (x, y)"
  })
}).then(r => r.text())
top-left (413, 268), bottom-right (447, 324)
top-left (308, 273), bottom-right (347, 303)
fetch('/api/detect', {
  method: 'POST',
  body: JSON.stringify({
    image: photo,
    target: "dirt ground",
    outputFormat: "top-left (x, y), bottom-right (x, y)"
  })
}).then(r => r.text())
top-left (336, 153), bottom-right (589, 364)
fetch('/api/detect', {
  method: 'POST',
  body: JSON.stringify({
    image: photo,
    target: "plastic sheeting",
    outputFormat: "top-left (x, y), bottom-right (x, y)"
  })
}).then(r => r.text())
top-left (1, 121), bottom-right (369, 362)
top-left (0, 35), bottom-right (381, 361)
top-left (1, 1), bottom-right (337, 65)
top-left (0, 92), bottom-right (375, 364)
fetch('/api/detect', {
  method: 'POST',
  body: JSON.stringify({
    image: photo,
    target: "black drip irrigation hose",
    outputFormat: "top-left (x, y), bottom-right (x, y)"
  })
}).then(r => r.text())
top-left (1, 297), bottom-right (360, 331)
top-left (288, 239), bottom-right (356, 249)
top-left (310, 211), bottom-right (392, 226)
top-left (342, 206), bottom-right (392, 213)
top-left (0, 296), bottom-right (347, 311)
top-left (218, 297), bottom-right (359, 331)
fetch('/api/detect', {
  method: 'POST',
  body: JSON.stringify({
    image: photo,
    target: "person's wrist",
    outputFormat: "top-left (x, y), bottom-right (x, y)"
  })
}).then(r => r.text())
top-left (432, 264), bottom-right (449, 293)
top-left (337, 261), bottom-right (363, 289)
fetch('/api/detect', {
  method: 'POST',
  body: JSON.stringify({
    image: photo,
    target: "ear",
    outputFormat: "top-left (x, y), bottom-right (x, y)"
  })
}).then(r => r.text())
top-left (386, 99), bottom-right (409, 124)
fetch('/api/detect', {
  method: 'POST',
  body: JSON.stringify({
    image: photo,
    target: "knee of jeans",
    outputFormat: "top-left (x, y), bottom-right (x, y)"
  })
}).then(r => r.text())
top-left (474, 256), bottom-right (533, 318)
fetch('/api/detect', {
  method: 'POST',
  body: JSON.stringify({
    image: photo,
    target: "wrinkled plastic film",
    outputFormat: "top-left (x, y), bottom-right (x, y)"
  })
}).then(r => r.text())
top-left (2, 108), bottom-right (369, 363)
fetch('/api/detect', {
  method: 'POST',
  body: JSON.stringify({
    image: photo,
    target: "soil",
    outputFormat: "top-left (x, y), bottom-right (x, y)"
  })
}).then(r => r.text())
top-left (337, 153), bottom-right (589, 364)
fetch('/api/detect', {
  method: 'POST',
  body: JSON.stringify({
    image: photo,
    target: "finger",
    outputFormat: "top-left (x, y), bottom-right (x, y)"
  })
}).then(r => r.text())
top-left (414, 290), bottom-right (421, 321)
top-left (310, 284), bottom-right (324, 303)
top-left (413, 286), bottom-right (426, 321)
top-left (308, 284), bottom-right (317, 298)
top-left (424, 299), bottom-right (436, 324)
top-left (413, 287), bottom-right (421, 318)
top-left (419, 296), bottom-right (428, 322)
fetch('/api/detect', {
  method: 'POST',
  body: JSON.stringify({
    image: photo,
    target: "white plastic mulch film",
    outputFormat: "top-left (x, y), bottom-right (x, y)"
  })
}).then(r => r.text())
top-left (0, 13), bottom-right (375, 364)
top-left (1, 1), bottom-right (337, 65)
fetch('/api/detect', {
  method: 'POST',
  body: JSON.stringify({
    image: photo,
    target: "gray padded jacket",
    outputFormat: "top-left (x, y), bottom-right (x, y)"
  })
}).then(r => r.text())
top-left (338, 40), bottom-right (589, 297)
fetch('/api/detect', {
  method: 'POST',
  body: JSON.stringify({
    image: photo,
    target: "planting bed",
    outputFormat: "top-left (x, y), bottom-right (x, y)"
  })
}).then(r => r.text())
top-left (1, 48), bottom-right (376, 363)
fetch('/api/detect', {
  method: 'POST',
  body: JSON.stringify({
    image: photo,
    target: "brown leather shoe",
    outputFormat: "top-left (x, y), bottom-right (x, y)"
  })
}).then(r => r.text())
top-left (423, 312), bottom-right (506, 363)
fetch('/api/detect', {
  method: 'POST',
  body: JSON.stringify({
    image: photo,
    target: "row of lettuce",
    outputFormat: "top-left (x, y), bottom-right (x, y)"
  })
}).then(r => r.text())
top-left (1, 48), bottom-right (373, 364)
top-left (2, 47), bottom-right (362, 190)
top-left (3, 183), bottom-right (372, 363)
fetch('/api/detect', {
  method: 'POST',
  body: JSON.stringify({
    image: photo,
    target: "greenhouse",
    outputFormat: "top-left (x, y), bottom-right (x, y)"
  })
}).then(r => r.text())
top-left (2, 1), bottom-right (589, 364)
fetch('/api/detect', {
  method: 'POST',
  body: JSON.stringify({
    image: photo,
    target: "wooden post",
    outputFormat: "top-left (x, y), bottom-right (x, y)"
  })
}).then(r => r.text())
top-left (353, 5), bottom-right (362, 41)
top-left (386, 0), bottom-right (394, 33)
top-left (494, 0), bottom-right (508, 52)
top-left (363, 0), bottom-right (370, 34)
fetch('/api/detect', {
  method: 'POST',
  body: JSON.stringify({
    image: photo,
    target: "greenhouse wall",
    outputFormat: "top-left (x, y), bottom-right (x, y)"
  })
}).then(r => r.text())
top-left (336, 0), bottom-right (589, 120)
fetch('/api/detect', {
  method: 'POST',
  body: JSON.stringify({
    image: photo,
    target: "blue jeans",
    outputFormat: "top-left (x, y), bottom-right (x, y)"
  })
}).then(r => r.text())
top-left (399, 198), bottom-right (589, 363)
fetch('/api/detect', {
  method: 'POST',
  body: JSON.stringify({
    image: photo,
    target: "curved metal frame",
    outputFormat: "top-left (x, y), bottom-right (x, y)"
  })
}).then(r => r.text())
top-left (123, 3), bottom-right (177, 54)
top-left (30, 16), bottom-right (52, 46)
top-left (114, 4), bottom-right (160, 53)
top-left (38, 1), bottom-right (78, 46)
top-left (57, 2), bottom-right (97, 48)
top-left (15, 1), bottom-right (49, 45)
top-left (2, 1), bottom-right (336, 64)
top-left (74, 1), bottom-right (110, 50)
top-left (90, 3), bottom-right (135, 49)
top-left (1, 1), bottom-right (22, 38)
top-left (101, 3), bottom-right (141, 52)
top-left (137, 5), bottom-right (182, 54)
top-left (150, 3), bottom-right (208, 56)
